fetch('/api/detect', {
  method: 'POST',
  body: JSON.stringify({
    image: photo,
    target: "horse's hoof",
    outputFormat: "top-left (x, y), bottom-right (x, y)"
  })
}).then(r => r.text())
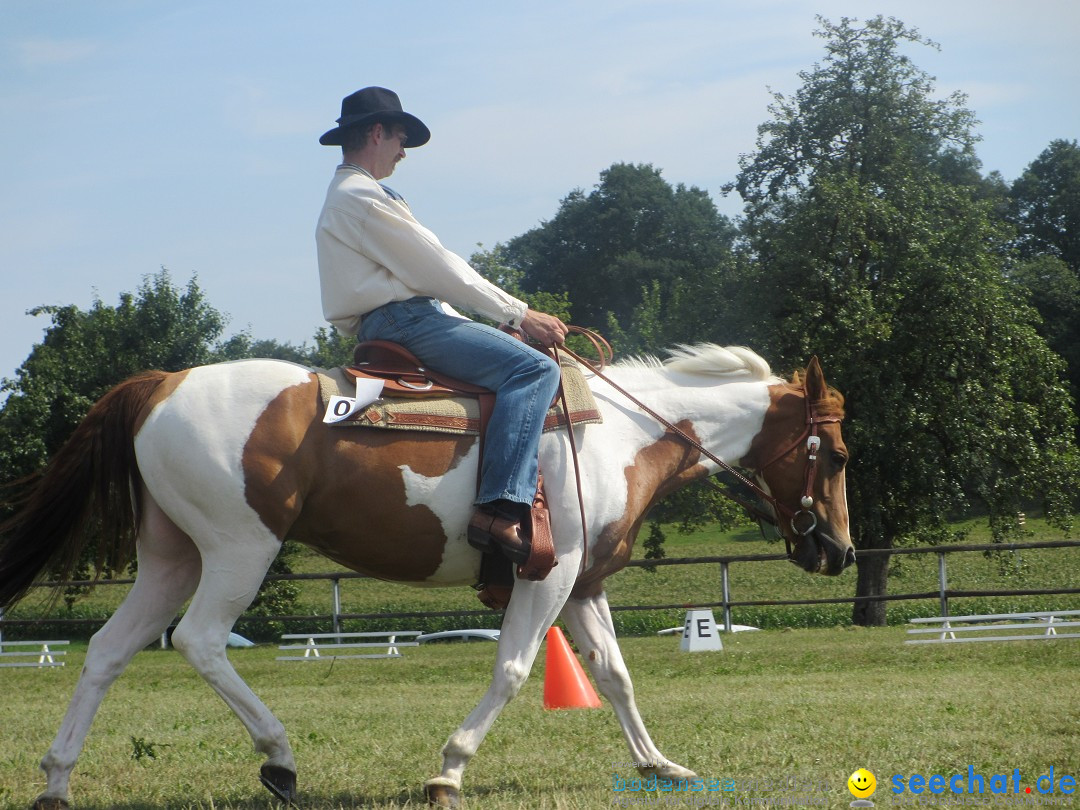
top-left (638, 761), bottom-right (698, 781)
top-left (260, 763), bottom-right (298, 806)
top-left (32, 797), bottom-right (70, 810)
top-left (424, 781), bottom-right (461, 808)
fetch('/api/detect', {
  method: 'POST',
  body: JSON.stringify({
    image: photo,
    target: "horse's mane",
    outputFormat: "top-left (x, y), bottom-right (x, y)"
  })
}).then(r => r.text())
top-left (615, 344), bottom-right (780, 383)
top-left (614, 344), bottom-right (844, 414)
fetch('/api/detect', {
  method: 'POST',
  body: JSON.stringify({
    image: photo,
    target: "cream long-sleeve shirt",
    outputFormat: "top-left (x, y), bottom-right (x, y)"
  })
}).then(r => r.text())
top-left (316, 164), bottom-right (528, 336)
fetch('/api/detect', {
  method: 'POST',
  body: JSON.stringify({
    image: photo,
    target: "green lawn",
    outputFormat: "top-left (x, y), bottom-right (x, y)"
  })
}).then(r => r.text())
top-left (1, 626), bottom-right (1077, 809)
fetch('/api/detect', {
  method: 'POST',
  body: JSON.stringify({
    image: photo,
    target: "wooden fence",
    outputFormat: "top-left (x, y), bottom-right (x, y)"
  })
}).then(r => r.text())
top-left (2, 539), bottom-right (1078, 639)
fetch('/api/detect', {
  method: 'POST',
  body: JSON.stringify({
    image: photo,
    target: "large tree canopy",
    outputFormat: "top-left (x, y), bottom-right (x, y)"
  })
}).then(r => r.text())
top-left (729, 16), bottom-right (1079, 624)
top-left (503, 162), bottom-right (737, 331)
top-left (1007, 139), bottom-right (1080, 405)
top-left (1009, 139), bottom-right (1080, 272)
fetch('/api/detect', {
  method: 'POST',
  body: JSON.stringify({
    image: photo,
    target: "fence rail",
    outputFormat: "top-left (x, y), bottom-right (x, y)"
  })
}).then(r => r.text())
top-left (2, 540), bottom-right (1078, 638)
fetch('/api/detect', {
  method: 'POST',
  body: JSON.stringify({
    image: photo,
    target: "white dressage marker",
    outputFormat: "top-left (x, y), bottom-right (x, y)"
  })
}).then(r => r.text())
top-left (277, 631), bottom-right (421, 661)
top-left (0, 640), bottom-right (69, 669)
top-left (906, 610), bottom-right (1080, 644)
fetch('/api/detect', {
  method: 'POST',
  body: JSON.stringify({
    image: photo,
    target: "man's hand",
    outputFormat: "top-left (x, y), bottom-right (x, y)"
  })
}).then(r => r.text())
top-left (520, 309), bottom-right (569, 347)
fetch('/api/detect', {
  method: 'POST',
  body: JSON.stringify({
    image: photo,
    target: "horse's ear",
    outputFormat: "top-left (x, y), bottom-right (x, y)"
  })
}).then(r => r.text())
top-left (804, 356), bottom-right (827, 401)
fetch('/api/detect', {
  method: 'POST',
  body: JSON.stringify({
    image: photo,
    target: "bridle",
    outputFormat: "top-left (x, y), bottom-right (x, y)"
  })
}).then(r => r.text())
top-left (738, 393), bottom-right (843, 556)
top-left (558, 328), bottom-right (842, 562)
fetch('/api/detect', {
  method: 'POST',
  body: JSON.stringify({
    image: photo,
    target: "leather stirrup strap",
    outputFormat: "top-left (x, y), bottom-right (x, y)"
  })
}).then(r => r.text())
top-left (517, 474), bottom-right (557, 581)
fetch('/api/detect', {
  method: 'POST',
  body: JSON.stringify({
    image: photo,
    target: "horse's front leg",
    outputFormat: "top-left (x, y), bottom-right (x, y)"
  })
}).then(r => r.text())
top-left (424, 550), bottom-right (580, 808)
top-left (560, 590), bottom-right (697, 781)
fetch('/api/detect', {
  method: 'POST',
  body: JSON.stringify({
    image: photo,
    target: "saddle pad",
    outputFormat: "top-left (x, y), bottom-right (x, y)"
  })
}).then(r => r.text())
top-left (315, 354), bottom-right (602, 435)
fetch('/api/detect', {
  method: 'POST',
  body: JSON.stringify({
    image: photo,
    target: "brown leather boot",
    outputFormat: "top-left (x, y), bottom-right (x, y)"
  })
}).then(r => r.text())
top-left (468, 508), bottom-right (531, 564)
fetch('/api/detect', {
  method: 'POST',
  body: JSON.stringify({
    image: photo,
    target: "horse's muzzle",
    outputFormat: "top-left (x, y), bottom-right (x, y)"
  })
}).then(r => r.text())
top-left (792, 527), bottom-right (855, 576)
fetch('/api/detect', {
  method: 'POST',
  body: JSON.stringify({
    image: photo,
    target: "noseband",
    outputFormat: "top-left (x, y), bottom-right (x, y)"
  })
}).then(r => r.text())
top-left (560, 331), bottom-right (841, 562)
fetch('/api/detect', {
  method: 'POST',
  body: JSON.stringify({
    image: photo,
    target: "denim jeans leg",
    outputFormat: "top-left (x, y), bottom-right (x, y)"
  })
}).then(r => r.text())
top-left (357, 298), bottom-right (561, 505)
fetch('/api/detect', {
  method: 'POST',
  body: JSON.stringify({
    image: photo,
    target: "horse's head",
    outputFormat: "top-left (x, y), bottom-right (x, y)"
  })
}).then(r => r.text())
top-left (742, 357), bottom-right (854, 576)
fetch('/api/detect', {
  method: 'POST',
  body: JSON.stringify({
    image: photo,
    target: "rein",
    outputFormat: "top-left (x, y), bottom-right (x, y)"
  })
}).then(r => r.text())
top-left (558, 327), bottom-right (839, 559)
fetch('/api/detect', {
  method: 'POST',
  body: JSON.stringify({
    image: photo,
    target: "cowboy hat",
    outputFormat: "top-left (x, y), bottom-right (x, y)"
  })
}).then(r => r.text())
top-left (319, 86), bottom-right (430, 148)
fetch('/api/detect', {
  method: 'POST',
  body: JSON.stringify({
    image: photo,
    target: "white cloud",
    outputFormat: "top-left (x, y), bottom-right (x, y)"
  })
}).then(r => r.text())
top-left (16, 38), bottom-right (98, 68)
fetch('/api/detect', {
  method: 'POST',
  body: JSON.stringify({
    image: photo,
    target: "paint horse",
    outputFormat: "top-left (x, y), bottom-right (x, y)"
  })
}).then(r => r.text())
top-left (0, 344), bottom-right (853, 809)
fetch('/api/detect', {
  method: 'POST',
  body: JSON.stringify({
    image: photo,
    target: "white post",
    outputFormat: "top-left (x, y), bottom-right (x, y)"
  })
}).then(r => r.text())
top-left (937, 553), bottom-right (954, 640)
top-left (332, 577), bottom-right (342, 639)
top-left (937, 552), bottom-right (948, 617)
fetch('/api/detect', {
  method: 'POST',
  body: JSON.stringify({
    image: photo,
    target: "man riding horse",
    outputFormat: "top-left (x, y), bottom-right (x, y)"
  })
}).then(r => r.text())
top-left (0, 89), bottom-right (856, 810)
top-left (316, 87), bottom-right (569, 566)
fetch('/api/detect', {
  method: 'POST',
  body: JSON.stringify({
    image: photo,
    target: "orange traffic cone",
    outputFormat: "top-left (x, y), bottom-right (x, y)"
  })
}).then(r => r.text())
top-left (543, 626), bottom-right (602, 709)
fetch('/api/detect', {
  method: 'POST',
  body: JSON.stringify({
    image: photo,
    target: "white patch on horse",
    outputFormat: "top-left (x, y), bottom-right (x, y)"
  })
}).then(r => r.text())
top-left (398, 441), bottom-right (482, 585)
top-left (559, 357), bottom-right (775, 540)
top-left (135, 360), bottom-right (313, 555)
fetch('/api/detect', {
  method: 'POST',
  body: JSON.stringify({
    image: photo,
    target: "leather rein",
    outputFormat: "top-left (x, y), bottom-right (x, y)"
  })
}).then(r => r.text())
top-left (557, 327), bottom-right (841, 560)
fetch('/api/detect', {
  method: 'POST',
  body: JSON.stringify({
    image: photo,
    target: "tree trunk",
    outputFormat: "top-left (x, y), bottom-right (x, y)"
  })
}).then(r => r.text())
top-left (852, 547), bottom-right (891, 626)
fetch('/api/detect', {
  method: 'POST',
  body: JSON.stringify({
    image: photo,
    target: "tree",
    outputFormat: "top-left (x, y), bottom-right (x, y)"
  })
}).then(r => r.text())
top-left (1009, 139), bottom-right (1080, 272)
top-left (1007, 140), bottom-right (1080, 404)
top-left (0, 270), bottom-right (228, 483)
top-left (601, 249), bottom-right (759, 357)
top-left (470, 243), bottom-right (574, 326)
top-left (503, 163), bottom-right (737, 334)
top-left (1008, 254), bottom-right (1080, 401)
top-left (0, 270), bottom-right (307, 614)
top-left (728, 16), bottom-right (1079, 624)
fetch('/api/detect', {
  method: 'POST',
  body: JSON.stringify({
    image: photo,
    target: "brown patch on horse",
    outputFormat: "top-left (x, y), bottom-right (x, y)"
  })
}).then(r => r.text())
top-left (242, 375), bottom-right (477, 582)
top-left (739, 386), bottom-right (808, 473)
top-left (740, 357), bottom-right (845, 472)
top-left (241, 376), bottom-right (321, 541)
top-left (571, 420), bottom-right (705, 599)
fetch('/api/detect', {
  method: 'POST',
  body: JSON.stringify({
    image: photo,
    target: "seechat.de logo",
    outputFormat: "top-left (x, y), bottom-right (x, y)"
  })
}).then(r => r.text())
top-left (891, 766), bottom-right (1076, 796)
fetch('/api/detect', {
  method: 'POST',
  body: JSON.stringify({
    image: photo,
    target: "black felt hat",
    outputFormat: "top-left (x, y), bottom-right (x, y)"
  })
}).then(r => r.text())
top-left (319, 87), bottom-right (430, 148)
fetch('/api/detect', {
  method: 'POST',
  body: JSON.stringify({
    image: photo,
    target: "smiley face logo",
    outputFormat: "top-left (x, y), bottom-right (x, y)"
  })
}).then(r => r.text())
top-left (847, 768), bottom-right (877, 798)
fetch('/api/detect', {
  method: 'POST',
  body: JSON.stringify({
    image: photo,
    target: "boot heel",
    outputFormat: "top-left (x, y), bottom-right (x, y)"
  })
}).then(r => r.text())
top-left (467, 525), bottom-right (495, 552)
top-left (496, 538), bottom-right (531, 565)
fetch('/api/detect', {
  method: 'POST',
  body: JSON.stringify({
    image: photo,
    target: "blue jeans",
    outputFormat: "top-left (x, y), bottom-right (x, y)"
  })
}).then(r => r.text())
top-left (357, 297), bottom-right (561, 506)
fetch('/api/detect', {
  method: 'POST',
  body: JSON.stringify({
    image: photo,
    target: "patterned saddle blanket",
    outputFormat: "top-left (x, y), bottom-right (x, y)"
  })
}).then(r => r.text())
top-left (315, 352), bottom-right (602, 435)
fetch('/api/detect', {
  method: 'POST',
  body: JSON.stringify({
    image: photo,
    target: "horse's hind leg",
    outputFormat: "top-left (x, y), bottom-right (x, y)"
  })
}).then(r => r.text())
top-left (559, 591), bottom-right (697, 781)
top-left (168, 536), bottom-right (297, 803)
top-left (36, 495), bottom-right (201, 809)
top-left (424, 552), bottom-right (582, 807)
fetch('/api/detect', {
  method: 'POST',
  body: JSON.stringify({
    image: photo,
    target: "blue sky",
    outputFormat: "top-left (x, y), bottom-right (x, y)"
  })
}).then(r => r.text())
top-left (2, 0), bottom-right (1079, 388)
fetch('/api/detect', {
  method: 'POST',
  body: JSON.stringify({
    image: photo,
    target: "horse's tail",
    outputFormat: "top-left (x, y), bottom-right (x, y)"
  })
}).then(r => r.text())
top-left (0, 370), bottom-right (170, 609)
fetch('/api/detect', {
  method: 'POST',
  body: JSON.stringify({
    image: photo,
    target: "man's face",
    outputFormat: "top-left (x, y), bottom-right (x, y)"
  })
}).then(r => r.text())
top-left (371, 123), bottom-right (408, 180)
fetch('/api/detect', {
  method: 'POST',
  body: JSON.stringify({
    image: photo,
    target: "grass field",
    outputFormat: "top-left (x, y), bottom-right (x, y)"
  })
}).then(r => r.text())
top-left (1, 626), bottom-right (1078, 809)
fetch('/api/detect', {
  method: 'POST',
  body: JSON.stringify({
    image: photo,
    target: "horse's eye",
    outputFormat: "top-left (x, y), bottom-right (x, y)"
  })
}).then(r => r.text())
top-left (831, 451), bottom-right (848, 468)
